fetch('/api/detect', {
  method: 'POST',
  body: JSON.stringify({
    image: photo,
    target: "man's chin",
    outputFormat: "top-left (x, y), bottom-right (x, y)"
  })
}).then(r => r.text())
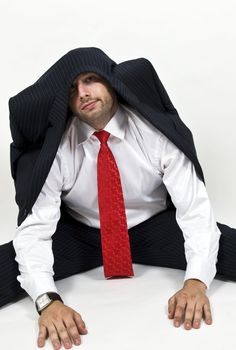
top-left (77, 110), bottom-right (104, 123)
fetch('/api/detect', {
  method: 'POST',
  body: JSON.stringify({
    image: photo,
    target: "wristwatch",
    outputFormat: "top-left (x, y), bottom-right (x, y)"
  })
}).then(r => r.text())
top-left (35, 292), bottom-right (63, 315)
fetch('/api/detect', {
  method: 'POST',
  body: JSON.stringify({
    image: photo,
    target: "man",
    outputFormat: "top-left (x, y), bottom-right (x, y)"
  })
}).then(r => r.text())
top-left (1, 47), bottom-right (236, 350)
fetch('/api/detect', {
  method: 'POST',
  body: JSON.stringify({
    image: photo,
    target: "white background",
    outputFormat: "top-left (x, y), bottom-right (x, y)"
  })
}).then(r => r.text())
top-left (0, 1), bottom-right (235, 349)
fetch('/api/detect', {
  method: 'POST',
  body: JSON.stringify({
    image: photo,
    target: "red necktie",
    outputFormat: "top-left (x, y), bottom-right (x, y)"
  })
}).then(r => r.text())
top-left (94, 130), bottom-right (134, 278)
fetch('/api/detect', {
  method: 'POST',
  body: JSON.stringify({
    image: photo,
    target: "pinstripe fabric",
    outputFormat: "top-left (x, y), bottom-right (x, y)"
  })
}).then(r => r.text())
top-left (0, 208), bottom-right (236, 308)
top-left (9, 47), bottom-right (204, 226)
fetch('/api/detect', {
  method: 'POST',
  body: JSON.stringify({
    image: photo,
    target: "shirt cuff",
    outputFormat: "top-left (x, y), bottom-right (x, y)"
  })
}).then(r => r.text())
top-left (17, 271), bottom-right (59, 303)
top-left (183, 255), bottom-right (217, 289)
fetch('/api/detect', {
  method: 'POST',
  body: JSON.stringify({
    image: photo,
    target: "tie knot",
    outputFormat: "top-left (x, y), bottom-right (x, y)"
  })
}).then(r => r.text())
top-left (94, 130), bottom-right (110, 144)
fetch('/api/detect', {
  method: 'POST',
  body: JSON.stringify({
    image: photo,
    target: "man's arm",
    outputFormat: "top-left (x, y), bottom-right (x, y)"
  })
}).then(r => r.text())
top-left (13, 150), bottom-right (87, 349)
top-left (160, 134), bottom-right (221, 329)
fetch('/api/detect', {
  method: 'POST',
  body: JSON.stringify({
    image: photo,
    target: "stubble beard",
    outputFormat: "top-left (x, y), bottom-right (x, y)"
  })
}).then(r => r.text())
top-left (77, 97), bottom-right (118, 129)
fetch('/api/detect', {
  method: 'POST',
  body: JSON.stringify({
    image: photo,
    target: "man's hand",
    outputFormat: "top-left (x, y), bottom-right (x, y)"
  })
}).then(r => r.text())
top-left (167, 279), bottom-right (212, 330)
top-left (37, 301), bottom-right (88, 349)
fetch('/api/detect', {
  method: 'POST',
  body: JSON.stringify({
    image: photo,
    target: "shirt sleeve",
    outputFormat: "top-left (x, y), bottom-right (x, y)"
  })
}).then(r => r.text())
top-left (160, 135), bottom-right (221, 289)
top-left (13, 149), bottom-right (64, 302)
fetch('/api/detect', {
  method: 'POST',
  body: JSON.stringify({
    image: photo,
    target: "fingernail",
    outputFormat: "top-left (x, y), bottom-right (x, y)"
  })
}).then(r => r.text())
top-left (175, 321), bottom-right (180, 327)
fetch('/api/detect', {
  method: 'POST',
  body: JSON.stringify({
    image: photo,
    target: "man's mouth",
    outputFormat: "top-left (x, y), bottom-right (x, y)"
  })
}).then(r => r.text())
top-left (81, 100), bottom-right (98, 110)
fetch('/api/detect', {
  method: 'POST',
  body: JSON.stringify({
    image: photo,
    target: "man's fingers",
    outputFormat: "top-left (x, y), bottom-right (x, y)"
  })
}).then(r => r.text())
top-left (47, 324), bottom-right (61, 350)
top-left (64, 319), bottom-right (82, 346)
top-left (37, 325), bottom-right (47, 348)
top-left (168, 297), bottom-right (176, 319)
top-left (54, 317), bottom-right (81, 349)
top-left (74, 313), bottom-right (88, 334)
top-left (173, 299), bottom-right (187, 327)
top-left (192, 303), bottom-right (203, 329)
top-left (203, 302), bottom-right (212, 325)
top-left (184, 302), bottom-right (195, 330)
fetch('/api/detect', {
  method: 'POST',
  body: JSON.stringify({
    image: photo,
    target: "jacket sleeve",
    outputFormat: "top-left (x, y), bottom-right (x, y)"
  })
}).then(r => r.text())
top-left (9, 95), bottom-right (47, 225)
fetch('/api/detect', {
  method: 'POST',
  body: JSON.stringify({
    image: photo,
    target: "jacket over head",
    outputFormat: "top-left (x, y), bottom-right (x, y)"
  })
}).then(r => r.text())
top-left (9, 47), bottom-right (204, 225)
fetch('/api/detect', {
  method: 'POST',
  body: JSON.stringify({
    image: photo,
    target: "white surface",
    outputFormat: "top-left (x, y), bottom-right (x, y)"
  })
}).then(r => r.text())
top-left (0, 264), bottom-right (235, 350)
top-left (0, 1), bottom-right (236, 349)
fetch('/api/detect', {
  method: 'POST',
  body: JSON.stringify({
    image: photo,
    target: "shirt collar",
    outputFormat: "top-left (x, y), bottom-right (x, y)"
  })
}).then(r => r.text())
top-left (75, 104), bottom-right (127, 145)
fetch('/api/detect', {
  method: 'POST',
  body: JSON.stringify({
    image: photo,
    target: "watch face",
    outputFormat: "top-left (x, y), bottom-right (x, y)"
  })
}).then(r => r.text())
top-left (36, 294), bottom-right (51, 310)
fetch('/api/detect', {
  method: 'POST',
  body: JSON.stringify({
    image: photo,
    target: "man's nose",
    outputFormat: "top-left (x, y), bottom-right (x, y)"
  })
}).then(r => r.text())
top-left (76, 82), bottom-right (89, 100)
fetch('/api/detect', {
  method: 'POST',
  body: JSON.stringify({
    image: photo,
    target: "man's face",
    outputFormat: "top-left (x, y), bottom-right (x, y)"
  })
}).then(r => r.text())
top-left (69, 72), bottom-right (118, 129)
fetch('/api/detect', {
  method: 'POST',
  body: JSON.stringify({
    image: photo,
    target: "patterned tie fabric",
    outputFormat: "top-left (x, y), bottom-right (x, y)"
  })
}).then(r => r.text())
top-left (94, 130), bottom-right (134, 278)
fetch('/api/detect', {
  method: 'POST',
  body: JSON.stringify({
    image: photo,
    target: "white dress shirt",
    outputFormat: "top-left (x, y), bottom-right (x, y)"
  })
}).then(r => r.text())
top-left (13, 104), bottom-right (221, 302)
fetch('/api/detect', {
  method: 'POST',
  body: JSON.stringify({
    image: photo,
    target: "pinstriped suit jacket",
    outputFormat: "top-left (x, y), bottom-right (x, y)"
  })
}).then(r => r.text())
top-left (8, 47), bottom-right (204, 226)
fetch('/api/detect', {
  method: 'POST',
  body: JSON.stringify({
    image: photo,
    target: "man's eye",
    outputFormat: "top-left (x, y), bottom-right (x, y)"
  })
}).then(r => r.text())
top-left (86, 76), bottom-right (97, 82)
